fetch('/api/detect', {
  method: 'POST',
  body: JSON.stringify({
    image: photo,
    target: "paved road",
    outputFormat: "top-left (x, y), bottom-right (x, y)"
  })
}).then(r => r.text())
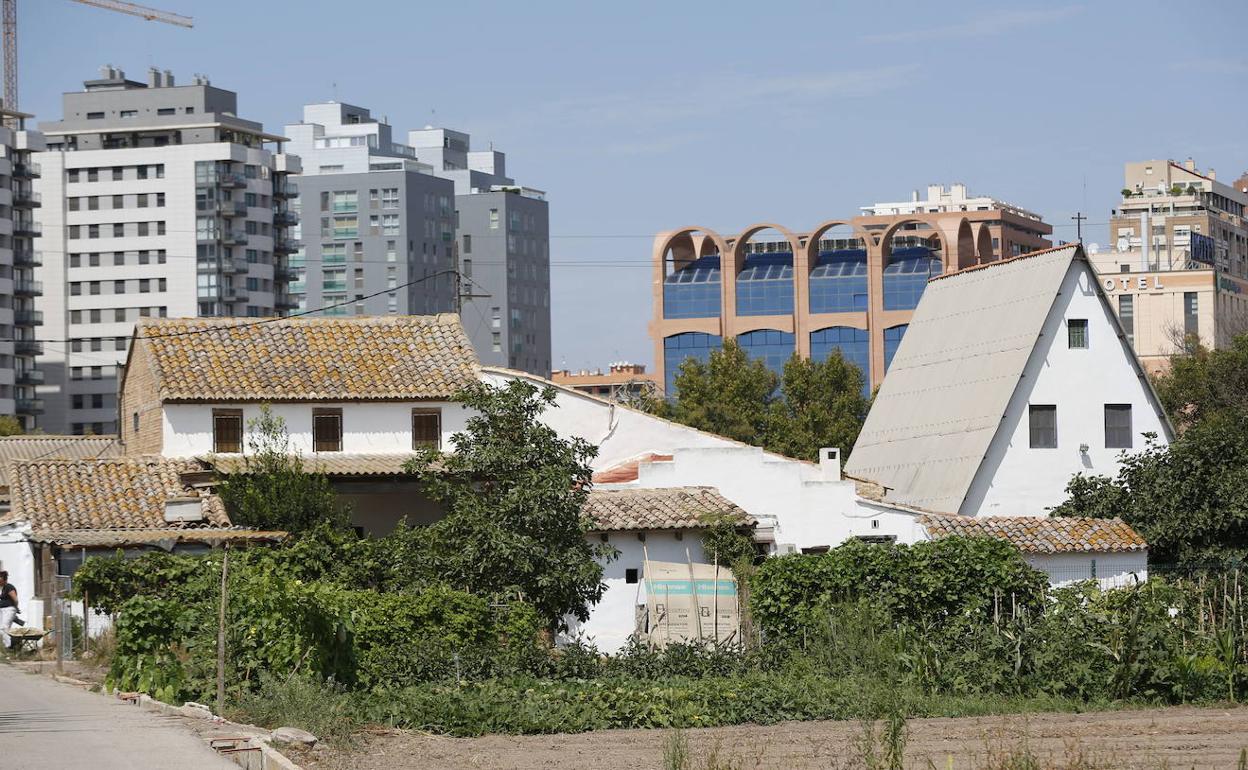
top-left (0, 663), bottom-right (236, 770)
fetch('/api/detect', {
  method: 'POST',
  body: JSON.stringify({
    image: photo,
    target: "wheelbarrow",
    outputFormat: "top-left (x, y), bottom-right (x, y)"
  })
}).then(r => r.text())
top-left (7, 626), bottom-right (49, 655)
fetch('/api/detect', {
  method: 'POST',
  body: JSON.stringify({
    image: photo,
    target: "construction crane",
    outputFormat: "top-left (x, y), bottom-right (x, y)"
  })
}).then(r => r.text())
top-left (2, 0), bottom-right (192, 124)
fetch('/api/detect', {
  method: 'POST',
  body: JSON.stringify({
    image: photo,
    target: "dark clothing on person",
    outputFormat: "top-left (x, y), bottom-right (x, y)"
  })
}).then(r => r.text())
top-left (0, 583), bottom-right (16, 608)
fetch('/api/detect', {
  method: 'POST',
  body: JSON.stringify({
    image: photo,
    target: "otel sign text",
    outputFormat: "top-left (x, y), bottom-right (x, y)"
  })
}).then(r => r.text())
top-left (1102, 275), bottom-right (1166, 293)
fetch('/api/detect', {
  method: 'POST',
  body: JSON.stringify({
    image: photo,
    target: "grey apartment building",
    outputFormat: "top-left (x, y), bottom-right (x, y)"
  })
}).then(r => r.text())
top-left (286, 103), bottom-right (550, 375)
top-left (34, 66), bottom-right (299, 434)
top-left (0, 107), bottom-right (46, 429)
top-left (284, 103), bottom-right (456, 317)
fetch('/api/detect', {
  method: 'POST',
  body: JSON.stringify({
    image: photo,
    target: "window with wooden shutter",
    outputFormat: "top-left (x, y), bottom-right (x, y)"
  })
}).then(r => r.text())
top-left (213, 409), bottom-right (243, 453)
top-left (1029, 405), bottom-right (1057, 448)
top-left (313, 408), bottom-right (343, 452)
top-left (412, 409), bottom-right (441, 450)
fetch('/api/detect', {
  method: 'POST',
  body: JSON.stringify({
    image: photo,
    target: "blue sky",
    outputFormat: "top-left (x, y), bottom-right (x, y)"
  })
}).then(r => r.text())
top-left (24, 0), bottom-right (1248, 370)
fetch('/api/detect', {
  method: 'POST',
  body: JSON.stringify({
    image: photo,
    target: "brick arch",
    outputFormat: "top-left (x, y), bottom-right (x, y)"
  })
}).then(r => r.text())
top-left (976, 222), bottom-right (994, 262)
top-left (803, 219), bottom-right (875, 270)
top-left (729, 222), bottom-right (803, 275)
top-left (877, 217), bottom-right (946, 268)
top-left (653, 226), bottom-right (730, 277)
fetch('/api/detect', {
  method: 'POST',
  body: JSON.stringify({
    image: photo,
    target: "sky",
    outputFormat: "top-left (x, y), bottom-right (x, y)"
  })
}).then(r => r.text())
top-left (22, 0), bottom-right (1248, 371)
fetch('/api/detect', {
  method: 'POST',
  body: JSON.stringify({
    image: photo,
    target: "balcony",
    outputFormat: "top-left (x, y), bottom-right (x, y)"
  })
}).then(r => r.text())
top-left (274, 210), bottom-right (299, 226)
top-left (12, 189), bottom-right (40, 208)
top-left (274, 180), bottom-right (299, 198)
top-left (16, 369), bottom-right (43, 385)
top-left (14, 309), bottom-right (42, 326)
top-left (220, 287), bottom-right (248, 303)
top-left (274, 263), bottom-right (297, 281)
top-left (16, 397), bottom-right (44, 415)
top-left (222, 231), bottom-right (248, 246)
top-left (227, 257), bottom-right (251, 273)
top-left (223, 200), bottom-right (249, 217)
top-left (13, 278), bottom-right (41, 296)
top-left (13, 220), bottom-right (40, 238)
top-left (12, 161), bottom-right (40, 179)
top-left (218, 172), bottom-right (247, 188)
top-left (274, 237), bottom-right (300, 254)
top-left (322, 280), bottom-right (347, 292)
top-left (13, 249), bottom-right (41, 267)
top-left (276, 294), bottom-right (300, 310)
top-left (14, 339), bottom-right (42, 355)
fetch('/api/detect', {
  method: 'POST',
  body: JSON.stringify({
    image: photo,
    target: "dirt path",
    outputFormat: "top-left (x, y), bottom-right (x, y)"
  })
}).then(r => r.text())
top-left (292, 706), bottom-right (1248, 769)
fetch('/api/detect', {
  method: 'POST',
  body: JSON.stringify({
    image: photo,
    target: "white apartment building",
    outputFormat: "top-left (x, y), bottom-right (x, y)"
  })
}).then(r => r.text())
top-left (33, 66), bottom-right (300, 434)
top-left (0, 108), bottom-right (45, 428)
top-left (862, 182), bottom-right (1046, 222)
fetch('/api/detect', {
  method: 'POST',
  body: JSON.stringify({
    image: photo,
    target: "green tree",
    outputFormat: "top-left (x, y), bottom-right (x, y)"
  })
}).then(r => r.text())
top-left (668, 339), bottom-right (778, 444)
top-left (765, 350), bottom-right (870, 462)
top-left (1051, 410), bottom-right (1248, 566)
top-left (217, 405), bottom-right (350, 534)
top-left (405, 380), bottom-right (611, 629)
top-left (665, 340), bottom-right (869, 462)
top-left (0, 415), bottom-right (23, 436)
top-left (1153, 335), bottom-right (1248, 432)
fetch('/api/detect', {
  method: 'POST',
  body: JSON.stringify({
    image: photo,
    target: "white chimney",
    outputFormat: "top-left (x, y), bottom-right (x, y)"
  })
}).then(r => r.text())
top-left (819, 447), bottom-right (842, 481)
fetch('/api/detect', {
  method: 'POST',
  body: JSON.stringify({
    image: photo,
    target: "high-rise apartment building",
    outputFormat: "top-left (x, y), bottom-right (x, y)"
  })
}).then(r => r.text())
top-left (1110, 158), bottom-right (1248, 277)
top-left (407, 128), bottom-right (550, 375)
top-left (284, 103), bottom-right (457, 319)
top-left (1, 107), bottom-right (47, 429)
top-left (285, 102), bottom-right (550, 375)
top-left (33, 66), bottom-right (300, 435)
top-left (651, 190), bottom-right (1052, 396)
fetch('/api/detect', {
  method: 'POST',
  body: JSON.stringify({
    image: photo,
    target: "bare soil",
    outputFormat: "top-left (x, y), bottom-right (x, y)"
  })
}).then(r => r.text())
top-left (290, 706), bottom-right (1248, 770)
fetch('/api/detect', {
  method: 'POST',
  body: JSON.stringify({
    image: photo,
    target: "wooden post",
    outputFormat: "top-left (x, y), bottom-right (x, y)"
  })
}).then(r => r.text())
top-left (712, 555), bottom-right (719, 644)
top-left (216, 544), bottom-right (229, 715)
top-left (82, 588), bottom-right (90, 655)
top-left (685, 546), bottom-right (703, 643)
top-left (55, 587), bottom-right (63, 674)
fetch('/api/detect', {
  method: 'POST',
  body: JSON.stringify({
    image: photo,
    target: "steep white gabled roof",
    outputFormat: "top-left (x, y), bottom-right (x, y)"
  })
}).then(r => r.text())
top-left (845, 244), bottom-right (1095, 513)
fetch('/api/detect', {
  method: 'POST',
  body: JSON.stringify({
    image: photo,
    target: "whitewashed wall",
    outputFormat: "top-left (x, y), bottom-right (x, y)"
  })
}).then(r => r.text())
top-left (569, 530), bottom-right (712, 653)
top-left (1026, 551), bottom-right (1149, 589)
top-left (965, 263), bottom-right (1171, 517)
top-left (161, 401), bottom-right (469, 457)
top-left (0, 522), bottom-right (35, 614)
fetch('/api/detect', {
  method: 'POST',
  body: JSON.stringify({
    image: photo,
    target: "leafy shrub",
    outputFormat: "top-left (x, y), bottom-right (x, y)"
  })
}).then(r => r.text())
top-left (108, 596), bottom-right (188, 702)
top-left (750, 537), bottom-right (1047, 640)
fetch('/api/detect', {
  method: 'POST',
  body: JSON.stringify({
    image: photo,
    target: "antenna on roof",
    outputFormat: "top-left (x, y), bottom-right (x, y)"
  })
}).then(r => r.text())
top-left (1071, 212), bottom-right (1087, 243)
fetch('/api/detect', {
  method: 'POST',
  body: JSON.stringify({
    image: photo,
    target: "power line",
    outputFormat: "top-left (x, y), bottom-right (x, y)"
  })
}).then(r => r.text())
top-left (1, 268), bottom-right (462, 345)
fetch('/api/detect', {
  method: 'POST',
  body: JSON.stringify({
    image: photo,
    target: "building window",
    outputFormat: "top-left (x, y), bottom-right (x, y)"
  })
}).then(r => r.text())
top-left (1183, 292), bottom-right (1199, 338)
top-left (1068, 319), bottom-right (1088, 349)
top-left (625, 568), bottom-right (639, 584)
top-left (1105, 404), bottom-right (1133, 449)
top-left (313, 408), bottom-right (343, 452)
top-left (1118, 295), bottom-right (1134, 345)
top-left (412, 409), bottom-right (441, 449)
top-left (1029, 405), bottom-right (1057, 448)
top-left (381, 188), bottom-right (399, 208)
top-left (462, 234), bottom-right (471, 254)
top-left (489, 208), bottom-right (499, 230)
top-left (212, 409), bottom-right (243, 453)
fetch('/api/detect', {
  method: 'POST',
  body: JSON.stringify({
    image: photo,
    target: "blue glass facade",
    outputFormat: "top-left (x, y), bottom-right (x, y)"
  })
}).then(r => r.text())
top-left (663, 255), bottom-right (722, 319)
top-left (882, 247), bottom-right (942, 311)
top-left (884, 324), bottom-right (908, 372)
top-left (809, 249), bottom-right (868, 313)
top-left (735, 252), bottom-right (794, 316)
top-left (810, 326), bottom-right (870, 396)
top-left (737, 329), bottom-right (795, 377)
top-left (663, 332), bottom-right (722, 396)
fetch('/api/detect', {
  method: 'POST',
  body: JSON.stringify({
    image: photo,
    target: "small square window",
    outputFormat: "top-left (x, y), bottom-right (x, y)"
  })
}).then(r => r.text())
top-left (1068, 319), bottom-right (1088, 349)
top-left (412, 409), bottom-right (441, 449)
top-left (313, 408), bottom-right (343, 452)
top-left (1029, 405), bottom-right (1057, 449)
top-left (625, 568), bottom-right (639, 585)
top-left (1105, 404), bottom-right (1133, 449)
top-left (213, 409), bottom-right (243, 453)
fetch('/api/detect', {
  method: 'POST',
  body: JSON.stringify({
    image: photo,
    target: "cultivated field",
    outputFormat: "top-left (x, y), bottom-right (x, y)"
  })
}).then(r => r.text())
top-left (294, 705), bottom-right (1248, 769)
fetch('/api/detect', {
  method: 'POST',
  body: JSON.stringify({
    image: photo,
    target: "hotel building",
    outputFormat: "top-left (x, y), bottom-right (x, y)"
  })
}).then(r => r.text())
top-left (650, 187), bottom-right (1052, 396)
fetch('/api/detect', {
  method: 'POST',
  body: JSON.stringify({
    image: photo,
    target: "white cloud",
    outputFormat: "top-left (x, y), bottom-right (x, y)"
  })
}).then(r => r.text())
top-left (864, 6), bottom-right (1083, 44)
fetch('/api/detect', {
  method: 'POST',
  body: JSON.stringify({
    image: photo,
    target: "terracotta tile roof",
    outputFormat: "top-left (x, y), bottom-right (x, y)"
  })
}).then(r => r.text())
top-left (0, 435), bottom-right (121, 497)
top-left (2, 457), bottom-right (230, 532)
top-left (585, 486), bottom-right (752, 532)
top-left (920, 513), bottom-right (1147, 554)
top-left (205, 453), bottom-right (421, 477)
top-left (30, 528), bottom-right (285, 548)
top-left (133, 314), bottom-right (479, 402)
top-left (592, 453), bottom-right (674, 484)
